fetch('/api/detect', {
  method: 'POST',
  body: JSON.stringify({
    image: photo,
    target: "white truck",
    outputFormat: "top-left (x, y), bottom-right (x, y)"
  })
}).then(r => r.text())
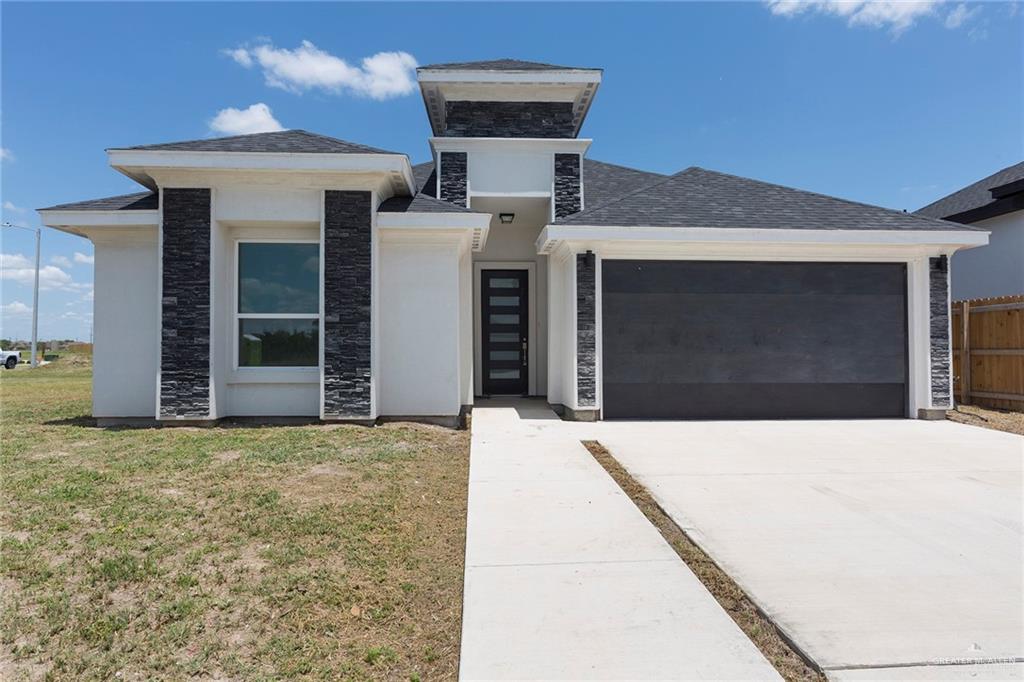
top-left (1, 348), bottom-right (20, 370)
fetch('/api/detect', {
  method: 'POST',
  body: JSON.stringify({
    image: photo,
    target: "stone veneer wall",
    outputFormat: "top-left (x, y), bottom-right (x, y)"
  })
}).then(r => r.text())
top-left (554, 154), bottom-right (582, 219)
top-left (159, 188), bottom-right (211, 419)
top-left (576, 253), bottom-right (597, 407)
top-left (438, 152), bottom-right (467, 207)
top-left (322, 190), bottom-right (373, 419)
top-left (443, 101), bottom-right (575, 138)
top-left (929, 256), bottom-right (951, 408)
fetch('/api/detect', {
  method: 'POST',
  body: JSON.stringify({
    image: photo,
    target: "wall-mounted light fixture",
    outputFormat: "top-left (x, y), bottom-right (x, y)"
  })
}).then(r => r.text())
top-left (499, 213), bottom-right (515, 224)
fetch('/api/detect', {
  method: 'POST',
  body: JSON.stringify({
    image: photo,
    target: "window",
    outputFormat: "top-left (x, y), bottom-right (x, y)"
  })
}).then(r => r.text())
top-left (236, 242), bottom-right (319, 368)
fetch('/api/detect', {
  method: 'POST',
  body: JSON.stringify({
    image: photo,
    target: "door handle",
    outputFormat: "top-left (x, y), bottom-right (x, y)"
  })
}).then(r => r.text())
top-left (522, 341), bottom-right (527, 366)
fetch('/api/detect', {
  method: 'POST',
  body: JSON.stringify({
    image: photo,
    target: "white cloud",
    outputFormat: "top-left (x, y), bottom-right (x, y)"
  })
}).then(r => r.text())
top-left (209, 103), bottom-right (285, 136)
top-left (944, 3), bottom-right (978, 28)
top-left (225, 47), bottom-right (253, 68)
top-left (1, 252), bottom-right (90, 292)
top-left (2, 301), bottom-right (32, 316)
top-left (0, 148), bottom-right (13, 162)
top-left (1, 253), bottom-right (32, 270)
top-left (3, 200), bottom-right (26, 214)
top-left (227, 41), bottom-right (418, 100)
top-left (765, 0), bottom-right (945, 34)
top-left (51, 255), bottom-right (72, 268)
top-left (73, 251), bottom-right (94, 265)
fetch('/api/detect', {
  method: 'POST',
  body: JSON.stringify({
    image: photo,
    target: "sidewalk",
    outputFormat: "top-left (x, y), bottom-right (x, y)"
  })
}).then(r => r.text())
top-left (458, 400), bottom-right (779, 680)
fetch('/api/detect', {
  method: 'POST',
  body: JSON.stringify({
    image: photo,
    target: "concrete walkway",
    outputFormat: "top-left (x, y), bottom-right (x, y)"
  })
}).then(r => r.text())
top-left (458, 400), bottom-right (779, 681)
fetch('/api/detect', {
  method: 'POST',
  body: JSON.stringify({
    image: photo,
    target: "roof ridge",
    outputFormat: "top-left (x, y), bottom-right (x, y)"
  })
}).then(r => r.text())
top-left (418, 58), bottom-right (600, 72)
top-left (688, 166), bottom-right (978, 231)
top-left (585, 158), bottom-right (665, 174)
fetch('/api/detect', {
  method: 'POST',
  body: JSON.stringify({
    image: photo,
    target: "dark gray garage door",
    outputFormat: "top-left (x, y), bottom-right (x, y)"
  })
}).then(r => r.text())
top-left (601, 261), bottom-right (907, 419)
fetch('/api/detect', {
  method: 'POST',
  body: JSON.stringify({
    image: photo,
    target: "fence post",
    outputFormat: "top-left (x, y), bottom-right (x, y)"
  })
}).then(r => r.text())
top-left (961, 301), bottom-right (971, 405)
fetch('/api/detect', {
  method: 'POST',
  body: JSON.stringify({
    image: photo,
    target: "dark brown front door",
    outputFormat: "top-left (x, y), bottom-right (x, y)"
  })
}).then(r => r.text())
top-left (481, 269), bottom-right (528, 395)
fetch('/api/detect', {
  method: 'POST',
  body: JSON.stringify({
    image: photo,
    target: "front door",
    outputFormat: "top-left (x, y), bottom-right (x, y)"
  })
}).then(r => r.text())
top-left (481, 269), bottom-right (529, 395)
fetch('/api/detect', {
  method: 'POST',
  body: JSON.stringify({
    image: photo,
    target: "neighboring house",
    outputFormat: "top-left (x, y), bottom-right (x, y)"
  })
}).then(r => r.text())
top-left (916, 161), bottom-right (1024, 301)
top-left (39, 59), bottom-right (987, 425)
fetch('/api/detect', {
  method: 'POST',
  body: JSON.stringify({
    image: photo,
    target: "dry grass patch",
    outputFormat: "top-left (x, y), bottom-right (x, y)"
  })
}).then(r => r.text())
top-left (948, 405), bottom-right (1024, 436)
top-left (582, 440), bottom-right (824, 682)
top-left (1, 354), bottom-right (469, 680)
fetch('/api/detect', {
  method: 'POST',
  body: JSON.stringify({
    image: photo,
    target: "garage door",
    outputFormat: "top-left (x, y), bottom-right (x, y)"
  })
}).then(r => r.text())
top-left (601, 261), bottom-right (907, 419)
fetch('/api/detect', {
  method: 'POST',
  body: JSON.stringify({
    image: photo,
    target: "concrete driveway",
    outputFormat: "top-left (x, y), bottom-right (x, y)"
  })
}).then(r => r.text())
top-left (597, 419), bottom-right (1024, 679)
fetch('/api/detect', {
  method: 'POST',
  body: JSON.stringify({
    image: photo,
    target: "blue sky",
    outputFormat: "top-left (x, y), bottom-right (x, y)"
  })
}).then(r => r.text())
top-left (2, 1), bottom-right (1021, 341)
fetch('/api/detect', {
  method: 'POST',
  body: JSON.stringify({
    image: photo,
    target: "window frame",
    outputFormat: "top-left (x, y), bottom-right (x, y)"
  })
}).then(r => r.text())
top-left (233, 238), bottom-right (321, 372)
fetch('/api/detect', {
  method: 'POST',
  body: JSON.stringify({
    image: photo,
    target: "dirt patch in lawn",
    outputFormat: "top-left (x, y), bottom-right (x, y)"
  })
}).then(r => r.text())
top-left (1, 354), bottom-right (471, 680)
top-left (947, 405), bottom-right (1024, 436)
top-left (583, 440), bottom-right (824, 682)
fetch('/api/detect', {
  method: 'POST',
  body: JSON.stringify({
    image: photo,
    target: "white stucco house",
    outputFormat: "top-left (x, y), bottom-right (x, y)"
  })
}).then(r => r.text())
top-left (40, 59), bottom-right (988, 426)
top-left (916, 161), bottom-right (1024, 301)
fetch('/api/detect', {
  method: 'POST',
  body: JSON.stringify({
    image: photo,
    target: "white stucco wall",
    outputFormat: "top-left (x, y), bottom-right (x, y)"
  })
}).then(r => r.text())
top-left (951, 211), bottom-right (1024, 300)
top-left (546, 251), bottom-right (568, 405)
top-left (467, 151), bottom-right (552, 195)
top-left (378, 239), bottom-right (462, 416)
top-left (458, 248), bottom-right (474, 406)
top-left (92, 233), bottom-right (159, 417)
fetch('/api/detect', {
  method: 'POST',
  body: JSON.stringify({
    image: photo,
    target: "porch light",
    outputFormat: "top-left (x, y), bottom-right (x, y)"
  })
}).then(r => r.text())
top-left (499, 213), bottom-right (515, 224)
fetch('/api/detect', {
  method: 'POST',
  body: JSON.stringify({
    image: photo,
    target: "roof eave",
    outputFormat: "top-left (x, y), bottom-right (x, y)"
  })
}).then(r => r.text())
top-left (536, 224), bottom-right (990, 255)
top-left (378, 211), bottom-right (491, 252)
top-left (933, 192), bottom-right (1024, 225)
top-left (106, 149), bottom-right (418, 196)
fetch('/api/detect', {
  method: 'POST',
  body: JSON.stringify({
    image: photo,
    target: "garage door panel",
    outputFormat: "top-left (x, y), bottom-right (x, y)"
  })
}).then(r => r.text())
top-left (603, 383), bottom-right (907, 420)
top-left (603, 261), bottom-right (907, 296)
top-left (603, 294), bottom-right (907, 384)
top-left (601, 261), bottom-right (907, 420)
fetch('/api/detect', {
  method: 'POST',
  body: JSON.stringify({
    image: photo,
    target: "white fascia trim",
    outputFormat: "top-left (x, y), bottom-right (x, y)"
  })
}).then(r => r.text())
top-left (417, 69), bottom-right (602, 84)
top-left (536, 225), bottom-right (991, 253)
top-left (377, 212), bottom-right (490, 252)
top-left (38, 209), bottom-right (160, 229)
top-left (107, 150), bottom-right (417, 194)
top-left (429, 137), bottom-right (592, 155)
top-left (376, 211), bottom-right (490, 230)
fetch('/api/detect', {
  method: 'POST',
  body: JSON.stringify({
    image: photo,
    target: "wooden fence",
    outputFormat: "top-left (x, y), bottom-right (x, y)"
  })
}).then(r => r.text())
top-left (951, 294), bottom-right (1024, 411)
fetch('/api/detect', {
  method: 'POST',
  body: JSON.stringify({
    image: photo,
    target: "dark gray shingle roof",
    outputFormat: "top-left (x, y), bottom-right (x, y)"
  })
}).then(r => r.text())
top-left (418, 59), bottom-right (598, 72)
top-left (112, 129), bottom-right (400, 155)
top-left (916, 161), bottom-right (1024, 221)
top-left (557, 167), bottom-right (978, 232)
top-left (378, 194), bottom-right (480, 214)
top-left (582, 160), bottom-right (665, 210)
top-left (412, 161), bottom-right (436, 195)
top-left (39, 191), bottom-right (158, 212)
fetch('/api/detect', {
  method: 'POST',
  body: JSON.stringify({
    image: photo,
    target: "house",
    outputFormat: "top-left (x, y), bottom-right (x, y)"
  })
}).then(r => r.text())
top-left (39, 59), bottom-right (988, 425)
top-left (916, 161), bottom-right (1024, 301)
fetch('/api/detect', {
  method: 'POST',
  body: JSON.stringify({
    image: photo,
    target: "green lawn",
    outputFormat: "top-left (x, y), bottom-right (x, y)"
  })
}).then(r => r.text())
top-left (0, 354), bottom-right (470, 680)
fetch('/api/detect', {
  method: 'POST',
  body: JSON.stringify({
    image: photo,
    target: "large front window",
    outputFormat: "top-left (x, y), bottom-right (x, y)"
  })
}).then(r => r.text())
top-left (237, 242), bottom-right (319, 367)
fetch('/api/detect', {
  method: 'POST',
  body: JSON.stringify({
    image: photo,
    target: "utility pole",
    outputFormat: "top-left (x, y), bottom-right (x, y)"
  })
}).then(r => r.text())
top-left (31, 227), bottom-right (40, 367)
top-left (1, 221), bottom-right (41, 367)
